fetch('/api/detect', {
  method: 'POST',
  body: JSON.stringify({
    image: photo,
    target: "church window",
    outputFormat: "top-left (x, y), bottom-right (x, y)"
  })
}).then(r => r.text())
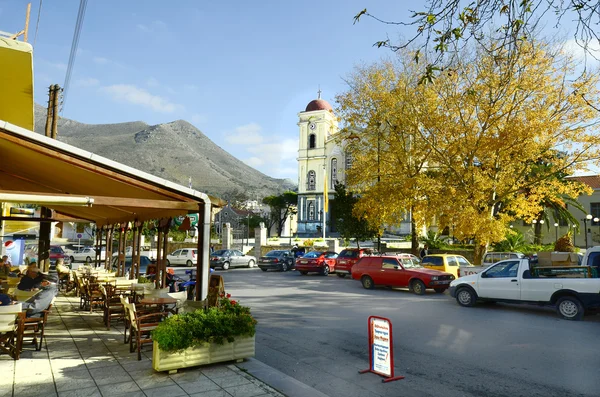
top-left (309, 134), bottom-right (316, 149)
top-left (331, 158), bottom-right (337, 187)
top-left (345, 152), bottom-right (353, 169)
top-left (308, 202), bottom-right (315, 220)
top-left (307, 170), bottom-right (316, 191)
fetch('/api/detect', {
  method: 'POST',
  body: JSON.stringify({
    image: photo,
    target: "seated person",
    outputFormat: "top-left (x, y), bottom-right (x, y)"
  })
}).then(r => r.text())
top-left (17, 263), bottom-right (49, 291)
top-left (0, 293), bottom-right (14, 306)
top-left (0, 258), bottom-right (11, 278)
top-left (19, 284), bottom-right (57, 318)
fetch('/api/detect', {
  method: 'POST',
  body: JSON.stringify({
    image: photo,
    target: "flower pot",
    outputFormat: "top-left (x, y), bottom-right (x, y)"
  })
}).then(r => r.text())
top-left (152, 335), bottom-right (255, 372)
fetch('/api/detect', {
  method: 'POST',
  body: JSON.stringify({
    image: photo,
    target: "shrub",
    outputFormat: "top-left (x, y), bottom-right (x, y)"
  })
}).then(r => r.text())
top-left (303, 239), bottom-right (314, 247)
top-left (137, 276), bottom-right (152, 284)
top-left (492, 230), bottom-right (527, 252)
top-left (152, 293), bottom-right (257, 352)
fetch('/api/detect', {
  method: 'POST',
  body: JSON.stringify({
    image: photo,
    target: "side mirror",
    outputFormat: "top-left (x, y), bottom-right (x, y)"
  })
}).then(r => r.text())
top-left (394, 265), bottom-right (400, 270)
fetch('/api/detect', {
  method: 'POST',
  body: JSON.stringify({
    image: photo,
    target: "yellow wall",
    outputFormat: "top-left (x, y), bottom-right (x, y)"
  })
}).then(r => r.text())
top-left (0, 38), bottom-right (34, 130)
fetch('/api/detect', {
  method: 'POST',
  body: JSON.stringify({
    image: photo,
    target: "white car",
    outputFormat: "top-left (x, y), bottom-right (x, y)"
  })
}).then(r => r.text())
top-left (70, 247), bottom-right (105, 263)
top-left (166, 248), bottom-right (198, 266)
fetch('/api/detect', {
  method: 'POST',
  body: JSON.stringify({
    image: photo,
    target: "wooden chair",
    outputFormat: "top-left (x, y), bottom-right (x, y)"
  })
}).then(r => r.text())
top-left (119, 295), bottom-right (131, 344)
top-left (22, 303), bottom-right (53, 351)
top-left (123, 302), bottom-right (167, 360)
top-left (100, 285), bottom-right (125, 330)
top-left (0, 305), bottom-right (25, 360)
top-left (84, 280), bottom-right (104, 313)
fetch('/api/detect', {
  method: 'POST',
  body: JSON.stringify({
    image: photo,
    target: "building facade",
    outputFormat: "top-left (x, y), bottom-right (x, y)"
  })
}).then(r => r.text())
top-left (296, 94), bottom-right (348, 236)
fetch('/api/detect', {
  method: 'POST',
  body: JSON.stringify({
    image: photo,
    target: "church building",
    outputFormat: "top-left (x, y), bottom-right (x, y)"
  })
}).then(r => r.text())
top-left (296, 92), bottom-right (349, 236)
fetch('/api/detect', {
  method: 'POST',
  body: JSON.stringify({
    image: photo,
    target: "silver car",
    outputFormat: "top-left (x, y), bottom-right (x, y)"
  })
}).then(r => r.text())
top-left (209, 249), bottom-right (256, 270)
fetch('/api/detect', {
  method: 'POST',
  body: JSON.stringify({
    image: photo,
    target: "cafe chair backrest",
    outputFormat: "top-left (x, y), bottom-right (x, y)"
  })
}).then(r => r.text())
top-left (0, 303), bottom-right (22, 313)
top-left (0, 312), bottom-right (20, 332)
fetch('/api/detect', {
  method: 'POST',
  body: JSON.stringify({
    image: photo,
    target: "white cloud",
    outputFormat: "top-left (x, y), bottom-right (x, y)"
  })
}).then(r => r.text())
top-left (75, 77), bottom-right (100, 87)
top-left (136, 24), bottom-right (150, 33)
top-left (190, 113), bottom-right (207, 124)
top-left (562, 39), bottom-right (600, 62)
top-left (100, 84), bottom-right (181, 113)
top-left (137, 20), bottom-right (167, 33)
top-left (225, 123), bottom-right (264, 145)
top-left (244, 157), bottom-right (264, 167)
top-left (93, 56), bottom-right (108, 65)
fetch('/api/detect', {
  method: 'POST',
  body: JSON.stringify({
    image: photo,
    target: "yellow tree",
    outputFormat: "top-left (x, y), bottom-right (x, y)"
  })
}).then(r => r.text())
top-left (336, 57), bottom-right (436, 255)
top-left (337, 40), bottom-right (600, 264)
top-left (412, 40), bottom-right (600, 263)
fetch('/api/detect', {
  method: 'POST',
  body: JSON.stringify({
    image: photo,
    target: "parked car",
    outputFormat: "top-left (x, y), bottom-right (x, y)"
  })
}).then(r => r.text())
top-left (351, 255), bottom-right (455, 294)
top-left (389, 253), bottom-right (422, 266)
top-left (69, 247), bottom-right (106, 263)
top-left (111, 255), bottom-right (154, 276)
top-left (210, 249), bottom-right (256, 270)
top-left (63, 244), bottom-right (87, 253)
top-left (421, 254), bottom-right (474, 279)
top-left (296, 251), bottom-right (338, 276)
top-left (258, 250), bottom-right (295, 272)
top-left (166, 248), bottom-right (198, 266)
top-left (482, 252), bottom-right (525, 267)
top-left (49, 245), bottom-right (70, 269)
top-left (335, 248), bottom-right (373, 278)
top-left (112, 246), bottom-right (157, 260)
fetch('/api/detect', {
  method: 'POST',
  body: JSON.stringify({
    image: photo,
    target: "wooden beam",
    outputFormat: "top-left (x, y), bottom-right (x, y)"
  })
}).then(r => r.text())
top-left (0, 216), bottom-right (93, 223)
top-left (24, 3), bottom-right (31, 42)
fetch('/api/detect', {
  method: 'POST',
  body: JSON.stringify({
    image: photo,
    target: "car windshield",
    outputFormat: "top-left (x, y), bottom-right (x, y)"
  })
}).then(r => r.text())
top-left (212, 250), bottom-right (227, 256)
top-left (266, 251), bottom-right (285, 257)
top-left (303, 252), bottom-right (322, 258)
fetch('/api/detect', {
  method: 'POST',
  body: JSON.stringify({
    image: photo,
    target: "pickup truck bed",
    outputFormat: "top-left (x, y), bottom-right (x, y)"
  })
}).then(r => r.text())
top-left (450, 258), bottom-right (600, 321)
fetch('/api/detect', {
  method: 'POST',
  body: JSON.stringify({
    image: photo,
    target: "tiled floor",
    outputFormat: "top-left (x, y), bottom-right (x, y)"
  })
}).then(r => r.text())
top-left (0, 295), bottom-right (285, 397)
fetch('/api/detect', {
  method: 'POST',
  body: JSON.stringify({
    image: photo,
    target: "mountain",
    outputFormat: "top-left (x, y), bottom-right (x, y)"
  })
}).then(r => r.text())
top-left (33, 104), bottom-right (296, 199)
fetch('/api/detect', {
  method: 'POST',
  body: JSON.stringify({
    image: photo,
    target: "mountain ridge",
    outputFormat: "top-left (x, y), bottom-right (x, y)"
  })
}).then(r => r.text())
top-left (33, 104), bottom-right (296, 199)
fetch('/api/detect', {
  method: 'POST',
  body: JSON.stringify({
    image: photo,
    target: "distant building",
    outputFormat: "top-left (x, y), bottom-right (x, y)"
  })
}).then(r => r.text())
top-left (214, 204), bottom-right (257, 237)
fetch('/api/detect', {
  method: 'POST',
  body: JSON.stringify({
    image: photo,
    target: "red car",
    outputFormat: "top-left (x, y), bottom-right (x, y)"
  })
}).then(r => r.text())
top-left (335, 248), bottom-right (373, 278)
top-left (296, 251), bottom-right (338, 276)
top-left (351, 256), bottom-right (455, 295)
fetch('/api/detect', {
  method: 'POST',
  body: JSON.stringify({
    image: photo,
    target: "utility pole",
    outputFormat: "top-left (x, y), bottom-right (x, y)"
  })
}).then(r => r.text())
top-left (44, 85), bottom-right (61, 139)
top-left (44, 85), bottom-right (55, 137)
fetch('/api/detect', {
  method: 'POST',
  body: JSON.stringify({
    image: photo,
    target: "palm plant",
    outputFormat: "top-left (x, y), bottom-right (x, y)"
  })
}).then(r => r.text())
top-left (419, 230), bottom-right (447, 249)
top-left (492, 230), bottom-right (527, 252)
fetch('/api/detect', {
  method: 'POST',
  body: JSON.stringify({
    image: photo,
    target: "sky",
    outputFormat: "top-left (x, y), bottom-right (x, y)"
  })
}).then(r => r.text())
top-left (0, 1), bottom-right (597, 183)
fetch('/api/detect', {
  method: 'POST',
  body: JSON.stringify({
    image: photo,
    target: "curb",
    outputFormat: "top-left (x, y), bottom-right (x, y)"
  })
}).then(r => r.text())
top-left (236, 358), bottom-right (329, 397)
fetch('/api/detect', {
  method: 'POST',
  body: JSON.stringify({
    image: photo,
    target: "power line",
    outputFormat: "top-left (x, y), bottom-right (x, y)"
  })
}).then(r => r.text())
top-left (62, 0), bottom-right (88, 113)
top-left (33, 0), bottom-right (42, 47)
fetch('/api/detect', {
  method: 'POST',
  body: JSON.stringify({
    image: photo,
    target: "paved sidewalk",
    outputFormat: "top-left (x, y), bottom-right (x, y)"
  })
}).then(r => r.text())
top-left (0, 295), bottom-right (287, 397)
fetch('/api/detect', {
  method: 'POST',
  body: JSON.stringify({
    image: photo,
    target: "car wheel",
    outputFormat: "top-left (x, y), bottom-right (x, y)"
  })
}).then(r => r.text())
top-left (86, 256), bottom-right (92, 263)
top-left (186, 260), bottom-right (193, 266)
top-left (260, 267), bottom-right (267, 272)
top-left (70, 256), bottom-right (75, 263)
top-left (322, 265), bottom-right (330, 276)
top-left (556, 296), bottom-right (584, 321)
top-left (300, 271), bottom-right (308, 275)
top-left (287, 259), bottom-right (294, 267)
top-left (247, 260), bottom-right (255, 268)
top-left (434, 288), bottom-right (447, 294)
top-left (456, 287), bottom-right (477, 307)
top-left (337, 273), bottom-right (346, 278)
top-left (361, 275), bottom-right (374, 289)
top-left (411, 280), bottom-right (426, 295)
top-left (166, 259), bottom-right (171, 266)
top-left (222, 261), bottom-right (230, 270)
top-left (281, 262), bottom-right (288, 272)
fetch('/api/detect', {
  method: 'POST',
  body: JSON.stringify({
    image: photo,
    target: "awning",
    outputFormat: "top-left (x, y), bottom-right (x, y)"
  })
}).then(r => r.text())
top-left (0, 119), bottom-right (225, 226)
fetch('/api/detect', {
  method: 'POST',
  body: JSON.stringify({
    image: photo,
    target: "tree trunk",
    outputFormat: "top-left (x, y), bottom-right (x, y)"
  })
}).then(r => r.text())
top-left (411, 216), bottom-right (419, 256)
top-left (473, 242), bottom-right (487, 266)
top-left (534, 222), bottom-right (542, 245)
top-left (355, 238), bottom-right (361, 249)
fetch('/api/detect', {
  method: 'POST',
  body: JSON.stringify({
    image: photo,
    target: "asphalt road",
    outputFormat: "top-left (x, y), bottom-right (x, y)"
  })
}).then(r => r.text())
top-left (211, 267), bottom-right (600, 397)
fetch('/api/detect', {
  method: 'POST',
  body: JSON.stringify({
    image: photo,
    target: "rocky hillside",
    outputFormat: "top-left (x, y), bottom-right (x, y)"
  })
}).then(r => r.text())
top-left (34, 104), bottom-right (296, 199)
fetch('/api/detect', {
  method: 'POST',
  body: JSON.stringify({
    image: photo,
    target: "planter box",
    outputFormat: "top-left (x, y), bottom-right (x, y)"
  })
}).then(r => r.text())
top-left (152, 335), bottom-right (255, 372)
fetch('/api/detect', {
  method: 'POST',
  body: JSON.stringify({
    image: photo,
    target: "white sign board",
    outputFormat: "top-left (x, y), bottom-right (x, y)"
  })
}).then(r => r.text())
top-left (370, 317), bottom-right (392, 377)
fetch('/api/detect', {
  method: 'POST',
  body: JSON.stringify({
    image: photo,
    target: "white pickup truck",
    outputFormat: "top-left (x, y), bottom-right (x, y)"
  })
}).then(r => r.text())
top-left (449, 258), bottom-right (600, 320)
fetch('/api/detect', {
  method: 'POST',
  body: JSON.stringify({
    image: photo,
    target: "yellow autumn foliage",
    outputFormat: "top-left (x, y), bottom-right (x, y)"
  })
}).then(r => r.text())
top-left (336, 40), bottom-right (600, 263)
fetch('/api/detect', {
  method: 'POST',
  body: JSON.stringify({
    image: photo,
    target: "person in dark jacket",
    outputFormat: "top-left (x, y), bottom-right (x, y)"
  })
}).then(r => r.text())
top-left (420, 244), bottom-right (429, 259)
top-left (17, 265), bottom-right (47, 291)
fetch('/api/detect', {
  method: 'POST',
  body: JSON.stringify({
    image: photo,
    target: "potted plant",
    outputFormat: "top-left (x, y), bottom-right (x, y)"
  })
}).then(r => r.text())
top-left (151, 293), bottom-right (257, 372)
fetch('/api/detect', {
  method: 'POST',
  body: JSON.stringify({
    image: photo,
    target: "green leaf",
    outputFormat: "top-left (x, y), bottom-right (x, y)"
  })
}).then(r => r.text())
top-left (353, 8), bottom-right (367, 25)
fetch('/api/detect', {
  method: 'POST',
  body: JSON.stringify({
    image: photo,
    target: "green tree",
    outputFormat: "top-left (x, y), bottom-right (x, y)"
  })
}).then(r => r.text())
top-left (262, 191), bottom-right (297, 237)
top-left (331, 183), bottom-right (379, 249)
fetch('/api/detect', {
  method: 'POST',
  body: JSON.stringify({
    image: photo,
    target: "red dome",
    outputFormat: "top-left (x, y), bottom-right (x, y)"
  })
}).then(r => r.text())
top-left (305, 99), bottom-right (333, 112)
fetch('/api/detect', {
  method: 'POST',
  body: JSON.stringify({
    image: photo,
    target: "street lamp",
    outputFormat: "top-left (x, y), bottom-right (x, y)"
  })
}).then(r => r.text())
top-left (554, 222), bottom-right (559, 242)
top-left (289, 215), bottom-right (294, 245)
top-left (583, 214), bottom-right (593, 249)
top-left (595, 217), bottom-right (600, 246)
top-left (246, 214), bottom-right (250, 247)
top-left (531, 219), bottom-right (537, 244)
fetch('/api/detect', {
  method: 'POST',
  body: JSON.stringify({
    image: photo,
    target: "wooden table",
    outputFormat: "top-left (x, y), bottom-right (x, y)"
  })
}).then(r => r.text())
top-left (138, 297), bottom-right (178, 314)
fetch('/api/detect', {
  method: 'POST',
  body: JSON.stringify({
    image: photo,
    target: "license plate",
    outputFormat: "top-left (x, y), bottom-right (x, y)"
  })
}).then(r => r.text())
top-left (301, 260), bottom-right (307, 264)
